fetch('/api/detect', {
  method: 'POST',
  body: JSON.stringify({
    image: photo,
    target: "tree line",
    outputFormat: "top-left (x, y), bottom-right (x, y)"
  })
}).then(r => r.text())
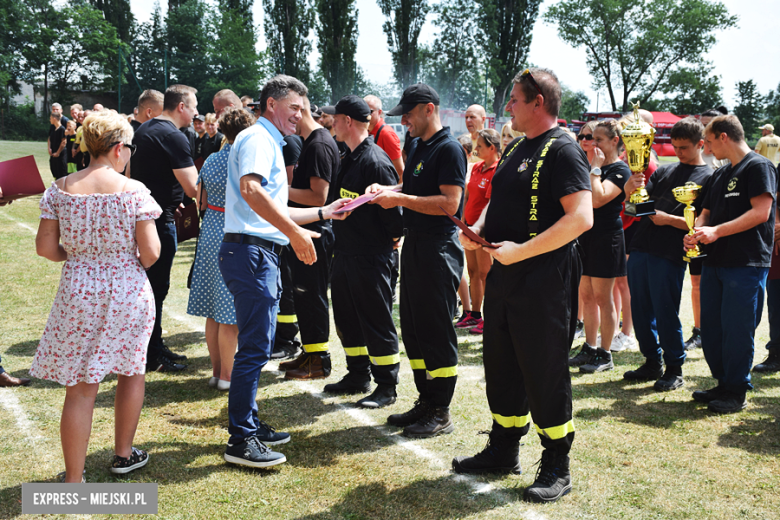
top-left (0, 0), bottom-right (778, 141)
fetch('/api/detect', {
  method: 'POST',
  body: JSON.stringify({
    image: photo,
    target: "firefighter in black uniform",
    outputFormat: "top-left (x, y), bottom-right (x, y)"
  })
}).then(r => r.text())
top-left (450, 68), bottom-right (593, 503)
top-left (323, 95), bottom-right (404, 407)
top-left (370, 84), bottom-right (467, 438)
top-left (277, 98), bottom-right (340, 380)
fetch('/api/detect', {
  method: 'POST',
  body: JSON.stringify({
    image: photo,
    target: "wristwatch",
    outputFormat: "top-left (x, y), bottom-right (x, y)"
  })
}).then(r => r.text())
top-left (590, 167), bottom-right (602, 177)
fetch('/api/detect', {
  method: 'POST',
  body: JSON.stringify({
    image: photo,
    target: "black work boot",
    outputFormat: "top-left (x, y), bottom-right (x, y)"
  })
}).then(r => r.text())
top-left (403, 406), bottom-right (454, 438)
top-left (323, 373), bottom-right (371, 395)
top-left (523, 450), bottom-right (572, 503)
top-left (356, 384), bottom-right (397, 408)
top-left (452, 431), bottom-right (522, 474)
top-left (568, 343), bottom-right (597, 367)
top-left (654, 365), bottom-right (684, 391)
top-left (692, 385), bottom-right (726, 403)
top-left (684, 327), bottom-right (702, 351)
top-left (623, 360), bottom-right (664, 381)
top-left (753, 350), bottom-right (780, 373)
top-left (387, 399), bottom-right (430, 427)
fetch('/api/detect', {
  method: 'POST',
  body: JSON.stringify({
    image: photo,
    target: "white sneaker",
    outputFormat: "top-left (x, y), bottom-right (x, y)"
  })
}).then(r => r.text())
top-left (217, 379), bottom-right (231, 391)
top-left (208, 376), bottom-right (219, 388)
top-left (611, 332), bottom-right (636, 352)
top-left (620, 332), bottom-right (637, 351)
top-left (595, 335), bottom-right (601, 347)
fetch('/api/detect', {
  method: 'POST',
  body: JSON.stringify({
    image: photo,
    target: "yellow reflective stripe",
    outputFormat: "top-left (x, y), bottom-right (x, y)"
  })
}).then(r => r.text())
top-left (534, 420), bottom-right (575, 440)
top-left (344, 346), bottom-right (369, 357)
top-left (492, 412), bottom-right (531, 429)
top-left (409, 359), bottom-right (426, 370)
top-left (276, 314), bottom-right (297, 323)
top-left (427, 366), bottom-right (458, 378)
top-left (370, 353), bottom-right (401, 366)
top-left (303, 342), bottom-right (329, 353)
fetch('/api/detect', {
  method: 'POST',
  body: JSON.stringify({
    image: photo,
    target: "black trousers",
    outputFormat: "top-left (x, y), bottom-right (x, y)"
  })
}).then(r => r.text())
top-left (331, 251), bottom-right (400, 386)
top-left (399, 231), bottom-right (463, 407)
top-left (274, 246), bottom-right (300, 349)
top-left (483, 244), bottom-right (580, 455)
top-left (50, 154), bottom-right (67, 179)
top-left (145, 220), bottom-right (178, 363)
top-left (288, 222), bottom-right (334, 353)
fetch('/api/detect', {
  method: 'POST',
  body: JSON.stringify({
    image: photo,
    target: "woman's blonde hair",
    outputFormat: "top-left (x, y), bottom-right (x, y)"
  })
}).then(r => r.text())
top-left (82, 110), bottom-right (133, 158)
top-left (204, 113), bottom-right (217, 124)
top-left (578, 120), bottom-right (598, 135)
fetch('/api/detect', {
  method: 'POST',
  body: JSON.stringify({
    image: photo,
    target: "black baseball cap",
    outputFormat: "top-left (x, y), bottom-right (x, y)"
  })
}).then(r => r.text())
top-left (386, 84), bottom-right (440, 116)
top-left (320, 105), bottom-right (336, 115)
top-left (334, 95), bottom-right (371, 123)
top-left (193, 114), bottom-right (205, 122)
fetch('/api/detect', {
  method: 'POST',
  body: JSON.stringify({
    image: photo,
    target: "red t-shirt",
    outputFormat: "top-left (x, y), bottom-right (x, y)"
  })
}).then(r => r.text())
top-left (620, 157), bottom-right (658, 229)
top-left (464, 160), bottom-right (497, 226)
top-left (370, 118), bottom-right (402, 161)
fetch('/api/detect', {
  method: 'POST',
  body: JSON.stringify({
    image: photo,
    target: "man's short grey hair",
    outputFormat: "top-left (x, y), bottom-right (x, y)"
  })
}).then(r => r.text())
top-left (52, 103), bottom-right (62, 109)
top-left (259, 75), bottom-right (308, 115)
top-left (364, 95), bottom-right (382, 111)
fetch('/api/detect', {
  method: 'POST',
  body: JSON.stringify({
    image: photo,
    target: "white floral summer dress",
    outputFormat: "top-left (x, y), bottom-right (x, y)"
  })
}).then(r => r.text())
top-left (30, 182), bottom-right (162, 385)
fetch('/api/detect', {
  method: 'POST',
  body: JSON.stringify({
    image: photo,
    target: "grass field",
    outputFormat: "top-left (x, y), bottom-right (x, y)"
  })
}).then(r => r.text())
top-left (0, 141), bottom-right (778, 520)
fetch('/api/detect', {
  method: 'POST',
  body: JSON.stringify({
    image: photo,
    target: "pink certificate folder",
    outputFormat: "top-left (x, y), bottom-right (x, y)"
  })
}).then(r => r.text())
top-left (438, 206), bottom-right (497, 249)
top-left (0, 156), bottom-right (46, 200)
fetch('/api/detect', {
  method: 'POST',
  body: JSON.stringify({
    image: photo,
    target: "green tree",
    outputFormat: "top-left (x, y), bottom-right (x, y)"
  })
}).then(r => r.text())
top-left (88, 0), bottom-right (135, 42)
top-left (18, 0), bottom-right (62, 115)
top-left (656, 66), bottom-right (723, 115)
top-left (263, 0), bottom-right (313, 84)
top-left (166, 0), bottom-right (214, 93)
top-left (477, 0), bottom-right (541, 115)
top-left (0, 0), bottom-right (29, 106)
top-left (765, 83), bottom-right (780, 132)
top-left (315, 0), bottom-right (359, 102)
top-left (128, 2), bottom-right (168, 95)
top-left (734, 80), bottom-right (764, 142)
top-left (377, 0), bottom-right (430, 89)
top-left (545, 0), bottom-right (737, 112)
top-left (559, 85), bottom-right (589, 122)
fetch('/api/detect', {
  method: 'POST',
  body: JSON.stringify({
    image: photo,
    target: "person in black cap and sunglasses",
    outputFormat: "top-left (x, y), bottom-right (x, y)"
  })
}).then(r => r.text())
top-left (367, 83), bottom-right (467, 438)
top-left (451, 68), bottom-right (593, 504)
top-left (324, 95), bottom-right (403, 407)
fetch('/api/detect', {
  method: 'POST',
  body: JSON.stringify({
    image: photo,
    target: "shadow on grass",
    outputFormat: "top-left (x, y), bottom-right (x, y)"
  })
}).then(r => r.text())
top-left (286, 425), bottom-right (396, 468)
top-left (716, 396), bottom-right (780, 454)
top-left (5, 339), bottom-right (39, 357)
top-left (291, 477), bottom-right (507, 520)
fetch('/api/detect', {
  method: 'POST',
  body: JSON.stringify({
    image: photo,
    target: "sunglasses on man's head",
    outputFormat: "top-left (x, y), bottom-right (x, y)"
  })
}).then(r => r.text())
top-left (521, 69), bottom-right (543, 97)
top-left (577, 134), bottom-right (594, 141)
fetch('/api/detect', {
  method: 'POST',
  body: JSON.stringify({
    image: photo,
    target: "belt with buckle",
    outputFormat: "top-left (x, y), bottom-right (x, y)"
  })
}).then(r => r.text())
top-left (223, 233), bottom-right (284, 255)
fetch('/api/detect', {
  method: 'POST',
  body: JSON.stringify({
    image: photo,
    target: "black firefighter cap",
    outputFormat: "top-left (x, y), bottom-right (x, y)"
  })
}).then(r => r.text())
top-left (334, 95), bottom-right (371, 123)
top-left (385, 83), bottom-right (440, 116)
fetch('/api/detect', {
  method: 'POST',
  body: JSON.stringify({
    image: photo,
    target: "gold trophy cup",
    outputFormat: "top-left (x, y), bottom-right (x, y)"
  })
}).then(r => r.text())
top-left (622, 102), bottom-right (656, 217)
top-left (673, 182), bottom-right (706, 262)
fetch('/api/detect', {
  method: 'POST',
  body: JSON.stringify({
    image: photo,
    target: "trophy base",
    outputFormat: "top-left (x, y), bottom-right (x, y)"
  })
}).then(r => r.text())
top-left (624, 200), bottom-right (655, 217)
top-left (683, 253), bottom-right (707, 263)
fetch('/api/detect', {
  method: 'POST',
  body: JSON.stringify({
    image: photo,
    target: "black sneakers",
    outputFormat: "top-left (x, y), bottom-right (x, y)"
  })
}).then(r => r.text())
top-left (684, 327), bottom-right (702, 351)
top-left (387, 399), bottom-right (430, 427)
top-left (403, 406), bottom-right (454, 438)
top-left (708, 391), bottom-right (747, 414)
top-left (753, 350), bottom-right (780, 373)
top-left (356, 384), bottom-right (397, 409)
top-left (323, 374), bottom-right (372, 395)
top-left (256, 421), bottom-right (291, 446)
top-left (110, 447), bottom-right (149, 474)
top-left (580, 349), bottom-right (613, 373)
top-left (692, 385), bottom-right (726, 403)
top-left (523, 450), bottom-right (572, 503)
top-left (271, 339), bottom-right (301, 360)
top-left (161, 344), bottom-right (187, 361)
top-left (568, 343), bottom-right (597, 367)
top-left (623, 361), bottom-right (664, 381)
top-left (653, 366), bottom-right (684, 392)
top-left (147, 355), bottom-right (187, 372)
top-left (224, 436), bottom-right (286, 468)
top-left (452, 431), bottom-right (522, 475)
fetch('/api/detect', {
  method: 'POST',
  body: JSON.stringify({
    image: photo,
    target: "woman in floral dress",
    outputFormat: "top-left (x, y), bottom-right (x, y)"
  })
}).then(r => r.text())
top-left (32, 111), bottom-right (162, 482)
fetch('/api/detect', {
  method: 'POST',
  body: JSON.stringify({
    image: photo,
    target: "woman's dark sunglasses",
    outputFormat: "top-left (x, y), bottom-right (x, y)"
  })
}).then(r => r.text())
top-left (577, 134), bottom-right (594, 141)
top-left (112, 142), bottom-right (137, 156)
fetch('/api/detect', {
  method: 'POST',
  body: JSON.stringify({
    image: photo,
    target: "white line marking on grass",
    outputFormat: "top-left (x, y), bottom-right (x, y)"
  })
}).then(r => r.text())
top-left (0, 212), bottom-right (37, 233)
top-left (0, 389), bottom-right (45, 443)
top-left (166, 311), bottom-right (206, 331)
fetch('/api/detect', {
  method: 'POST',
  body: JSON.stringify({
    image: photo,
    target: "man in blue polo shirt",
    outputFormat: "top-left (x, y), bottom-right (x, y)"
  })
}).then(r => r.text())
top-left (219, 75), bottom-right (351, 468)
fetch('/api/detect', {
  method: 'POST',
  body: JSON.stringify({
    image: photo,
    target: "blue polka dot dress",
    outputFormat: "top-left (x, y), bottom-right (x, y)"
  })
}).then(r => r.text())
top-left (186, 144), bottom-right (237, 325)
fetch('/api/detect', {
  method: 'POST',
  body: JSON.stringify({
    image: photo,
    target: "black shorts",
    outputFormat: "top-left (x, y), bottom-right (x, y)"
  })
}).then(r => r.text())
top-left (579, 229), bottom-right (627, 278)
top-left (688, 257), bottom-right (703, 276)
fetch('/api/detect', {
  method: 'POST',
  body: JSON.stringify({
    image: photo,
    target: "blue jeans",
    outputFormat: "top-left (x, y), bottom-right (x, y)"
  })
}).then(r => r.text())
top-left (765, 278), bottom-right (780, 352)
top-left (145, 220), bottom-right (178, 362)
top-left (627, 252), bottom-right (686, 367)
top-left (700, 265), bottom-right (768, 393)
top-left (218, 241), bottom-right (281, 445)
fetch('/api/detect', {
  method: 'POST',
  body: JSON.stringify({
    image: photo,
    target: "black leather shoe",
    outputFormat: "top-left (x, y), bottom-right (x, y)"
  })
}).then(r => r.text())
top-left (692, 385), bottom-right (726, 403)
top-left (161, 344), bottom-right (187, 361)
top-left (147, 355), bottom-right (187, 372)
top-left (452, 431), bottom-right (521, 474)
top-left (387, 399), bottom-right (430, 427)
top-left (653, 366), bottom-right (684, 391)
top-left (623, 361), bottom-right (664, 381)
top-left (523, 451), bottom-right (572, 503)
top-left (403, 406), bottom-right (454, 438)
top-left (356, 384), bottom-right (397, 408)
top-left (708, 392), bottom-right (747, 414)
top-left (753, 351), bottom-right (780, 373)
top-left (684, 327), bottom-right (702, 351)
top-left (323, 374), bottom-right (371, 395)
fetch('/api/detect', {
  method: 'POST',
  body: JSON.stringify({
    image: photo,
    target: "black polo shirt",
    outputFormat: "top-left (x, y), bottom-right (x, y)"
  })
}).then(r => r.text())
top-left (628, 162), bottom-right (713, 265)
top-left (701, 152), bottom-right (777, 268)
top-left (130, 119), bottom-right (142, 132)
top-left (402, 126), bottom-right (467, 233)
top-left (283, 135), bottom-right (304, 167)
top-left (290, 128), bottom-right (340, 209)
top-left (593, 161), bottom-right (630, 234)
top-left (132, 118), bottom-right (194, 222)
top-left (201, 131), bottom-right (224, 161)
top-left (484, 128), bottom-right (590, 245)
top-left (332, 136), bottom-right (403, 255)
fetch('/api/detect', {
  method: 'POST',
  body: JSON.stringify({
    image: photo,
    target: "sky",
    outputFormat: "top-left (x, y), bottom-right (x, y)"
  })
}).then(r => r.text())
top-left (130, 0), bottom-right (779, 114)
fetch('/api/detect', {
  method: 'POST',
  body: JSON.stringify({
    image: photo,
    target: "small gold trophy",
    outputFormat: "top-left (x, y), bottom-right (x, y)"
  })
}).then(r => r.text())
top-left (673, 181), bottom-right (706, 262)
top-left (622, 102), bottom-right (656, 217)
